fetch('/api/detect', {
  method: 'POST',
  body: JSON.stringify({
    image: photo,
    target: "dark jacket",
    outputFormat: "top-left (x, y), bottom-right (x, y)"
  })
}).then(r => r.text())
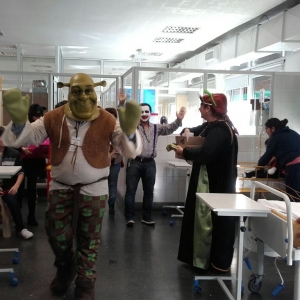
top-left (258, 126), bottom-right (300, 169)
top-left (178, 121), bottom-right (238, 269)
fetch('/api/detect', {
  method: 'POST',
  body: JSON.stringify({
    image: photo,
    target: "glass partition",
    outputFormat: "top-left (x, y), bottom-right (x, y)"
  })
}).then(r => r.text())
top-left (122, 69), bottom-right (135, 101)
top-left (121, 67), bottom-right (273, 135)
top-left (0, 71), bottom-right (51, 125)
top-left (208, 72), bottom-right (272, 135)
top-left (138, 69), bottom-right (205, 129)
top-left (102, 80), bottom-right (117, 108)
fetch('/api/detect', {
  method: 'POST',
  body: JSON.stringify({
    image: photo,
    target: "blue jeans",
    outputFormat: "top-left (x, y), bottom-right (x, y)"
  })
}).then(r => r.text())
top-left (108, 162), bottom-right (121, 207)
top-left (2, 193), bottom-right (25, 232)
top-left (124, 159), bottom-right (156, 221)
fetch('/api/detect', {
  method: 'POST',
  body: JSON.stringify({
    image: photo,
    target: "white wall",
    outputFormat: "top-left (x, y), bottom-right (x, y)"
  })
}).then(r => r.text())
top-left (273, 73), bottom-right (300, 133)
top-left (284, 51), bottom-right (300, 72)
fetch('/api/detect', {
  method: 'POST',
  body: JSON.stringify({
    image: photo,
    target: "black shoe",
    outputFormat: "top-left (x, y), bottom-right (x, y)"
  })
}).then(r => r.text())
top-left (50, 258), bottom-right (76, 295)
top-left (109, 205), bottom-right (115, 215)
top-left (27, 215), bottom-right (39, 226)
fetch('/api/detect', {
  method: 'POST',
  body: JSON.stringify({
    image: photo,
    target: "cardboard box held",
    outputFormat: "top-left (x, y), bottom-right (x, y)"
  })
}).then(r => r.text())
top-left (175, 136), bottom-right (205, 159)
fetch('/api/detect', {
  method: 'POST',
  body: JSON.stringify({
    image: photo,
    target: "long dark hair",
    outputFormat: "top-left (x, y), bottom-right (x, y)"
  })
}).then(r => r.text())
top-left (265, 118), bottom-right (288, 131)
top-left (28, 104), bottom-right (45, 123)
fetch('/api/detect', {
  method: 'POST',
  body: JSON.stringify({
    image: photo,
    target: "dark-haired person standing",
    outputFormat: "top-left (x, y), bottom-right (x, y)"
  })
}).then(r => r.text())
top-left (258, 118), bottom-right (300, 202)
top-left (21, 103), bottom-right (48, 225)
top-left (119, 100), bottom-right (186, 226)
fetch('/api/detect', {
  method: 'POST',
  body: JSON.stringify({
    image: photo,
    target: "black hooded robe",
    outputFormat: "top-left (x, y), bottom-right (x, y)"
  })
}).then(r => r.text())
top-left (178, 121), bottom-right (238, 272)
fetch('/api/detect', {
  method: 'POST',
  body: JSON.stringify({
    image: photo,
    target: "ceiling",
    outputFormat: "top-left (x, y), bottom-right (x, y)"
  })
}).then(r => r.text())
top-left (0, 0), bottom-right (299, 72)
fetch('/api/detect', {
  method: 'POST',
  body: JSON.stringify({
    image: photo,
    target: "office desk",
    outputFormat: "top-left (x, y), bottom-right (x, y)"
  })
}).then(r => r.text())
top-left (194, 193), bottom-right (270, 300)
top-left (0, 166), bottom-right (22, 178)
top-left (162, 161), bottom-right (192, 225)
top-left (0, 166), bottom-right (21, 286)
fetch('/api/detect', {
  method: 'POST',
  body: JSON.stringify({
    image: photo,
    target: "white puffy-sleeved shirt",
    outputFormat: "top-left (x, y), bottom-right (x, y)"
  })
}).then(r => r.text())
top-left (3, 117), bottom-right (142, 196)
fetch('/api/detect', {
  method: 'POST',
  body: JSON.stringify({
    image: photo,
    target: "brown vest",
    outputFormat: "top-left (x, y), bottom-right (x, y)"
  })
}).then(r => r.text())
top-left (44, 106), bottom-right (116, 168)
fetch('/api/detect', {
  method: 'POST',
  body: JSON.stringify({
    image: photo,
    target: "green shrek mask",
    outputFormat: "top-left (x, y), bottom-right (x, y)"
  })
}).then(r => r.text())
top-left (57, 73), bottom-right (106, 121)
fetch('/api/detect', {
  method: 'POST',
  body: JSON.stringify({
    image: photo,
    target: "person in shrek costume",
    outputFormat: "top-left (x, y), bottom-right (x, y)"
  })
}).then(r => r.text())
top-left (2, 73), bottom-right (142, 300)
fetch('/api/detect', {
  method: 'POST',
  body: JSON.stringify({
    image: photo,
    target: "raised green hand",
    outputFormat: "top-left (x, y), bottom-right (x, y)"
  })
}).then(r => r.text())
top-left (3, 88), bottom-right (30, 125)
top-left (118, 100), bottom-right (140, 135)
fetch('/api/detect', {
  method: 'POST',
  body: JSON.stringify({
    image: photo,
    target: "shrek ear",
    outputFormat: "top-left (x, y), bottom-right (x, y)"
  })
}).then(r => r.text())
top-left (57, 82), bottom-right (70, 89)
top-left (94, 80), bottom-right (106, 87)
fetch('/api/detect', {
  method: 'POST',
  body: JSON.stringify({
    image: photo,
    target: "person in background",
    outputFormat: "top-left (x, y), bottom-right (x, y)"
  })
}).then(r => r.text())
top-left (20, 104), bottom-right (48, 226)
top-left (174, 91), bottom-right (238, 273)
top-left (0, 126), bottom-right (33, 239)
top-left (160, 116), bottom-right (168, 124)
top-left (258, 118), bottom-right (300, 202)
top-left (105, 107), bottom-right (123, 215)
top-left (119, 99), bottom-right (186, 227)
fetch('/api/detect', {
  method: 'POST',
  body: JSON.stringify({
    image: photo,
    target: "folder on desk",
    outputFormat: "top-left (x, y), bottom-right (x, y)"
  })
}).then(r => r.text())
top-left (175, 136), bottom-right (205, 159)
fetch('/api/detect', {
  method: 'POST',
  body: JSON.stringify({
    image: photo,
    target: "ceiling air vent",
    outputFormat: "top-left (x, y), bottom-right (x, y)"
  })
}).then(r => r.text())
top-left (0, 45), bottom-right (17, 50)
top-left (162, 26), bottom-right (199, 34)
top-left (131, 50), bottom-right (163, 62)
top-left (0, 45), bottom-right (17, 56)
top-left (153, 37), bottom-right (184, 43)
top-left (0, 51), bottom-right (17, 56)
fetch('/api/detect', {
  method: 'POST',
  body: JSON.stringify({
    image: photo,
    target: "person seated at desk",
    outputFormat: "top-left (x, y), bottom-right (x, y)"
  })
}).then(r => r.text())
top-left (0, 126), bottom-right (33, 239)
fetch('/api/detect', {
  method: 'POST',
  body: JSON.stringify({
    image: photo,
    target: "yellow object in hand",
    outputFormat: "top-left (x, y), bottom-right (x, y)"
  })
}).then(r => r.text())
top-left (166, 143), bottom-right (177, 152)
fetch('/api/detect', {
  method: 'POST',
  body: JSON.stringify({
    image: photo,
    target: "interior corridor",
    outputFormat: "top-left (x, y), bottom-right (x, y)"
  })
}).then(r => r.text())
top-left (0, 195), bottom-right (296, 300)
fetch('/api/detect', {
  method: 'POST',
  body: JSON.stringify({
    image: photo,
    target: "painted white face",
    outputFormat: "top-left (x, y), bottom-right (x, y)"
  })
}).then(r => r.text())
top-left (140, 105), bottom-right (151, 122)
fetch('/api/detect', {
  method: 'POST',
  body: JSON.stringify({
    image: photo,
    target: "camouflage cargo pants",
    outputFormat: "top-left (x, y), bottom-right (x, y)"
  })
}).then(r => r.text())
top-left (45, 189), bottom-right (107, 280)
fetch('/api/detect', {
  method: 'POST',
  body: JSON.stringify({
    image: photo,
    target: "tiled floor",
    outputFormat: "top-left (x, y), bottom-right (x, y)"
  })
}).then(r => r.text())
top-left (0, 196), bottom-right (296, 300)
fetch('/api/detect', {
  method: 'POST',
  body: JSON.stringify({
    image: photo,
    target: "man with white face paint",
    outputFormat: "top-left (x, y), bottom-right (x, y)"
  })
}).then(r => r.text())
top-left (120, 101), bottom-right (186, 227)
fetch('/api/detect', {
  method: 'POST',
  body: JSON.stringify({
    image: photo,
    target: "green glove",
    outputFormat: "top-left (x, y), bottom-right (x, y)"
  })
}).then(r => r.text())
top-left (3, 88), bottom-right (30, 125)
top-left (166, 143), bottom-right (177, 152)
top-left (118, 100), bottom-right (141, 135)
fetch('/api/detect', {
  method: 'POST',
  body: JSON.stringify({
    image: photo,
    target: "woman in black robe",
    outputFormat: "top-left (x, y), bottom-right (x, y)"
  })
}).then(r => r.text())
top-left (174, 91), bottom-right (238, 272)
